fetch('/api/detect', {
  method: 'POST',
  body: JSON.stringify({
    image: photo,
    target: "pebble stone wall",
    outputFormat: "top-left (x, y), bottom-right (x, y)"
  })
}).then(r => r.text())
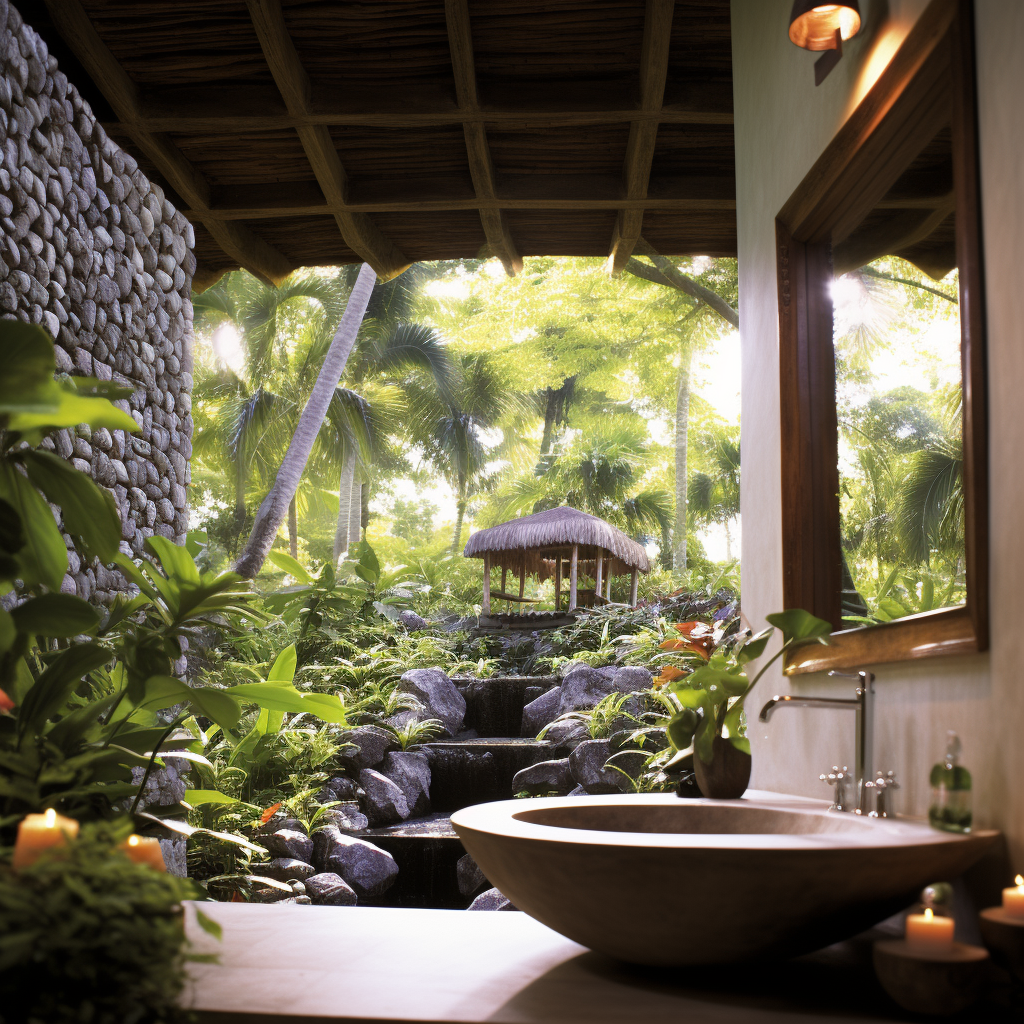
top-left (0, 1), bottom-right (195, 602)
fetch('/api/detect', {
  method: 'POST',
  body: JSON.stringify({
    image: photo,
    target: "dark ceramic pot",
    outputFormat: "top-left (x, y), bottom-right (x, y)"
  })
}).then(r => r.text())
top-left (693, 737), bottom-right (751, 799)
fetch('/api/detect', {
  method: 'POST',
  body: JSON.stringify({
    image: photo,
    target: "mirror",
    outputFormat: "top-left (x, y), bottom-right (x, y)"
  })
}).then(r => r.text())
top-left (775, 0), bottom-right (987, 672)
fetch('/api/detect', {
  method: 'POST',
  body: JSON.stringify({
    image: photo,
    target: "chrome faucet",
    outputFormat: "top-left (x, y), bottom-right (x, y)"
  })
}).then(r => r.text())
top-left (759, 669), bottom-right (876, 813)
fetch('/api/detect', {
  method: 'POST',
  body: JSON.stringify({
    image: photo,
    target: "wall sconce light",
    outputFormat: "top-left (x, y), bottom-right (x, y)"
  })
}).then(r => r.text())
top-left (789, 2), bottom-right (861, 85)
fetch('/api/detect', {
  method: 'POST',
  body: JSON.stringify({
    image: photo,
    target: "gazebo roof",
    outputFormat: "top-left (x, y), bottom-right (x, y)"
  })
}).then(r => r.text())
top-left (464, 506), bottom-right (651, 572)
top-left (23, 0), bottom-right (736, 289)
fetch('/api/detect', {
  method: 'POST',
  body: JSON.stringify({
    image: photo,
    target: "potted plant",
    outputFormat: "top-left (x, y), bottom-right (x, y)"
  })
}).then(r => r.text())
top-left (660, 609), bottom-right (832, 799)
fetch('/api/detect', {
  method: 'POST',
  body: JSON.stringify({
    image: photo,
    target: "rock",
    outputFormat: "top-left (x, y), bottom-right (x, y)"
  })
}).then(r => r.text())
top-left (320, 834), bottom-right (399, 898)
top-left (251, 885), bottom-right (294, 903)
top-left (398, 609), bottom-right (429, 630)
top-left (326, 776), bottom-right (361, 801)
top-left (520, 686), bottom-right (561, 737)
top-left (457, 853), bottom-right (489, 897)
top-left (255, 814), bottom-right (306, 838)
top-left (513, 758), bottom-right (574, 795)
top-left (339, 725), bottom-right (396, 770)
top-left (379, 751), bottom-right (431, 817)
top-left (468, 887), bottom-right (517, 911)
top-left (317, 803), bottom-right (369, 834)
top-left (260, 829), bottom-right (314, 863)
top-left (612, 666), bottom-right (653, 691)
top-left (557, 663), bottom-right (620, 714)
top-left (311, 825), bottom-right (347, 872)
top-left (543, 718), bottom-right (590, 748)
top-left (358, 768), bottom-right (410, 827)
top-left (259, 858), bottom-right (317, 882)
top-left (568, 739), bottom-right (632, 794)
top-left (305, 872), bottom-right (358, 906)
top-left (398, 668), bottom-right (466, 735)
top-left (567, 785), bottom-right (590, 796)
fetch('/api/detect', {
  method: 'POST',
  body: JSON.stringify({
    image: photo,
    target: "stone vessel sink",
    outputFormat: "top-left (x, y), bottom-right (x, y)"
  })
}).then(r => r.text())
top-left (451, 791), bottom-right (998, 965)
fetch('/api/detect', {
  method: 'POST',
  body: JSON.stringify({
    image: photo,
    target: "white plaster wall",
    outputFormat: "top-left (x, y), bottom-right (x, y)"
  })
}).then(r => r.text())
top-left (732, 0), bottom-right (1024, 859)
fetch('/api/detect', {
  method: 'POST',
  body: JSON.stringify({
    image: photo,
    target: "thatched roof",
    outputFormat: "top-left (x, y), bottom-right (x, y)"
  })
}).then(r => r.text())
top-left (22, 0), bottom-right (736, 289)
top-left (464, 506), bottom-right (650, 573)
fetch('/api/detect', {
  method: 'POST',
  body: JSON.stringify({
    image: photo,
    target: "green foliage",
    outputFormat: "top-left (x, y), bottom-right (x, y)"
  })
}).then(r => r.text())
top-left (664, 609), bottom-right (831, 764)
top-left (0, 819), bottom-right (213, 1024)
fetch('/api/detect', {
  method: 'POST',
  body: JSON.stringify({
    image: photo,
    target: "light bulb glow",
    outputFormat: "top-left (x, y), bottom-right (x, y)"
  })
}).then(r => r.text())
top-left (128, 835), bottom-right (140, 847)
top-left (789, 2), bottom-right (862, 51)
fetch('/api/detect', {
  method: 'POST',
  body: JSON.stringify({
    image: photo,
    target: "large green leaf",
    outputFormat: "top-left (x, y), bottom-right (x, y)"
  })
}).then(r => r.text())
top-left (736, 627), bottom-right (773, 665)
top-left (266, 550), bottom-right (313, 585)
top-left (21, 450), bottom-right (121, 562)
top-left (146, 534), bottom-right (200, 586)
top-left (0, 463), bottom-right (67, 590)
top-left (8, 387), bottom-right (139, 435)
top-left (227, 682), bottom-right (347, 724)
top-left (765, 609), bottom-right (833, 644)
top-left (666, 708), bottom-right (697, 751)
top-left (183, 789), bottom-right (240, 807)
top-left (126, 675), bottom-right (242, 731)
top-left (685, 664), bottom-right (750, 697)
top-left (0, 320), bottom-right (57, 413)
top-left (267, 644), bottom-right (297, 683)
top-left (10, 593), bottom-right (101, 637)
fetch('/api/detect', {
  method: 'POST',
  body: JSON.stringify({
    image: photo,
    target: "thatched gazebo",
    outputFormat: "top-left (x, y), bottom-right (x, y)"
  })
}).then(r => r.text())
top-left (463, 506), bottom-right (651, 617)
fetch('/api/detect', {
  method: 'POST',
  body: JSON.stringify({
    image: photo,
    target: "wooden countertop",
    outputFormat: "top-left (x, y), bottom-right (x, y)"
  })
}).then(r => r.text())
top-left (183, 903), bottom-right (1000, 1023)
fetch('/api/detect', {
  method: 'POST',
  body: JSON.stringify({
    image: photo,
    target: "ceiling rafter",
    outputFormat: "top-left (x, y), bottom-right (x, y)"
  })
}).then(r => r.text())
top-left (245, 0), bottom-right (409, 282)
top-left (41, 0), bottom-right (293, 288)
top-left (608, 0), bottom-right (676, 275)
top-left (445, 0), bottom-right (521, 277)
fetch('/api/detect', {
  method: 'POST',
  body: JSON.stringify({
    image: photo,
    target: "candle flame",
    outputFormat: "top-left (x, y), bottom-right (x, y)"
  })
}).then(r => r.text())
top-left (43, 808), bottom-right (56, 828)
top-left (128, 835), bottom-right (140, 847)
top-left (923, 908), bottom-right (933, 920)
top-left (1016, 875), bottom-right (1023, 888)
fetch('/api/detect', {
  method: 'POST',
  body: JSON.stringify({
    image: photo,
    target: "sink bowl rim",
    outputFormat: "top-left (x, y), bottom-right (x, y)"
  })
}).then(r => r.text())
top-left (451, 790), bottom-right (999, 852)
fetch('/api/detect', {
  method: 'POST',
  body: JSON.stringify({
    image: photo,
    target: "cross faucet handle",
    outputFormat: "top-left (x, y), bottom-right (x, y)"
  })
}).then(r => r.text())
top-left (868, 770), bottom-right (899, 818)
top-left (819, 765), bottom-right (853, 812)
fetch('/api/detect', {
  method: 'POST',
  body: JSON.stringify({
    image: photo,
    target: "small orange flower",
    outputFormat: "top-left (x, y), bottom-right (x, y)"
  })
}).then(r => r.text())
top-left (260, 801), bottom-right (282, 824)
top-left (653, 665), bottom-right (685, 688)
top-left (671, 620), bottom-right (716, 659)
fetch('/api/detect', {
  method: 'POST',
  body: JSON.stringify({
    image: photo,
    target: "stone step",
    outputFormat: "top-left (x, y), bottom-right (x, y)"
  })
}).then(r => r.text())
top-left (362, 814), bottom-right (473, 909)
top-left (422, 737), bottom-right (562, 812)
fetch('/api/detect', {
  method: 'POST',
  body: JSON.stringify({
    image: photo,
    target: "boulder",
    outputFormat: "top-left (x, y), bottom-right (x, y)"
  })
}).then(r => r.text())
top-left (311, 825), bottom-right (347, 872)
top-left (611, 665), bottom-right (653, 692)
top-left (457, 853), bottom-right (488, 898)
top-left (258, 857), bottom-right (317, 882)
top-left (322, 834), bottom-right (399, 898)
top-left (468, 887), bottom-right (517, 911)
top-left (317, 803), bottom-right (369, 834)
top-left (339, 726), bottom-right (396, 770)
top-left (557, 663), bottom-right (619, 714)
top-left (254, 814), bottom-right (306, 838)
top-left (568, 739), bottom-right (632, 794)
top-left (567, 785), bottom-right (590, 797)
top-left (260, 829), bottom-right (313, 863)
top-left (543, 718), bottom-right (590, 748)
top-left (379, 751), bottom-right (431, 817)
top-left (512, 758), bottom-right (574, 796)
top-left (358, 768), bottom-right (411, 827)
top-left (305, 872), bottom-right (358, 906)
top-left (398, 668), bottom-right (466, 735)
top-left (520, 686), bottom-right (561, 737)
top-left (398, 609), bottom-right (429, 631)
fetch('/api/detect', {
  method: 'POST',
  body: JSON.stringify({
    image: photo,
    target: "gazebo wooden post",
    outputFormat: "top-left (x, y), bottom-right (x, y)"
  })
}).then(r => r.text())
top-left (554, 556), bottom-right (562, 611)
top-left (501, 565), bottom-right (508, 612)
top-left (630, 568), bottom-right (639, 606)
top-left (568, 544), bottom-right (579, 611)
top-left (482, 552), bottom-right (491, 617)
top-left (606, 569), bottom-right (613, 602)
top-left (595, 550), bottom-right (604, 601)
top-left (518, 561), bottom-right (526, 602)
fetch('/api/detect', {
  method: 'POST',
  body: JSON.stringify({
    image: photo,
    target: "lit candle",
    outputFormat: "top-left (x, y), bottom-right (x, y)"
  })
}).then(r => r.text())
top-left (120, 834), bottom-right (167, 871)
top-left (1002, 875), bottom-right (1024, 918)
top-left (12, 809), bottom-right (80, 869)
top-left (905, 907), bottom-right (955, 952)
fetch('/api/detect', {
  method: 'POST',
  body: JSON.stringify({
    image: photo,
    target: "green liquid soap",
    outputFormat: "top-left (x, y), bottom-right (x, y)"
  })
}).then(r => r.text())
top-left (928, 730), bottom-right (972, 833)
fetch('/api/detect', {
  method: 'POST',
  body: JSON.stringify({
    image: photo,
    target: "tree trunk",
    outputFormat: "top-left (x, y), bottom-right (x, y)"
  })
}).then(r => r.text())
top-left (288, 495), bottom-right (298, 559)
top-left (451, 497), bottom-right (467, 554)
top-left (540, 388), bottom-right (558, 456)
top-left (333, 452), bottom-right (355, 564)
top-left (236, 263), bottom-right (377, 578)
top-left (673, 349), bottom-right (693, 570)
top-left (348, 477), bottom-right (362, 550)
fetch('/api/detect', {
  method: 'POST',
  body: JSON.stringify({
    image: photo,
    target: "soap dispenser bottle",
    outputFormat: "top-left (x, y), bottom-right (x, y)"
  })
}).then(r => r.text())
top-left (928, 731), bottom-right (972, 833)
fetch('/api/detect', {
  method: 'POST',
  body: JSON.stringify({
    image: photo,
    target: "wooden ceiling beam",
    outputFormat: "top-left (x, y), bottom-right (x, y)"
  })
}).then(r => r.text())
top-left (608, 0), bottom-right (675, 275)
top-left (246, 0), bottom-right (409, 281)
top-left (445, 0), bottom-right (521, 277)
top-left (41, 0), bottom-right (294, 288)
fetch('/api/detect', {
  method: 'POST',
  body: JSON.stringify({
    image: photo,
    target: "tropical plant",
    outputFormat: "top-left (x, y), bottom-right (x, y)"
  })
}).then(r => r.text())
top-left (661, 609), bottom-right (832, 765)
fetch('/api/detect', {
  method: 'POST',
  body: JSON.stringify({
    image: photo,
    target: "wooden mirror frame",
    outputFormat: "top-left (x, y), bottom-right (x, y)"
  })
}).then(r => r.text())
top-left (776, 0), bottom-right (988, 674)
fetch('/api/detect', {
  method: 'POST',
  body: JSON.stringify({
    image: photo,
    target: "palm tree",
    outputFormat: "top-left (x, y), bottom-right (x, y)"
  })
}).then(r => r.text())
top-left (488, 417), bottom-right (672, 544)
top-left (236, 263), bottom-right (378, 578)
top-left (409, 353), bottom-right (529, 553)
top-left (688, 435), bottom-right (741, 559)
